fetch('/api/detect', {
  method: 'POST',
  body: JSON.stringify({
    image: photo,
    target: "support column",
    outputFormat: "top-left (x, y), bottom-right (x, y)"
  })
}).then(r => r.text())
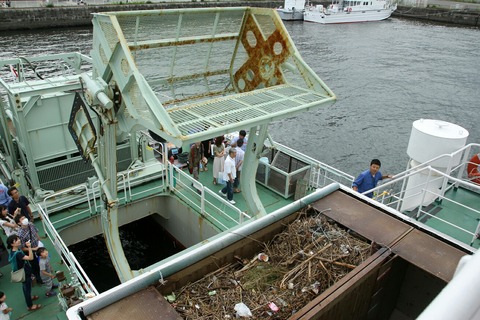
top-left (240, 124), bottom-right (269, 217)
top-left (99, 116), bottom-right (133, 283)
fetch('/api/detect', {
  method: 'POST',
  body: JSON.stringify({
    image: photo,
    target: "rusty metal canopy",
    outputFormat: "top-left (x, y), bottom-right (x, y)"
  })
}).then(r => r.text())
top-left (91, 7), bottom-right (336, 147)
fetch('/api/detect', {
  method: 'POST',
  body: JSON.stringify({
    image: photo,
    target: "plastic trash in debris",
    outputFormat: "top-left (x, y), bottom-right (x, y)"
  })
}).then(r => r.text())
top-left (208, 290), bottom-right (217, 296)
top-left (287, 282), bottom-right (294, 290)
top-left (257, 253), bottom-right (269, 262)
top-left (165, 293), bottom-right (176, 303)
top-left (234, 302), bottom-right (253, 317)
top-left (268, 302), bottom-right (279, 312)
top-left (311, 281), bottom-right (320, 294)
top-left (277, 297), bottom-right (288, 307)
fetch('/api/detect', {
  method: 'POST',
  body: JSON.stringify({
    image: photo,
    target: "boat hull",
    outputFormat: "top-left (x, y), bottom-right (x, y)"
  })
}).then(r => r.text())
top-left (277, 8), bottom-right (304, 20)
top-left (304, 8), bottom-right (395, 24)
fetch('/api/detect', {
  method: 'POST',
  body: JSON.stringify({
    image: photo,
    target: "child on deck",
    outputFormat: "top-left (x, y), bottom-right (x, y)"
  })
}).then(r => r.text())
top-left (36, 247), bottom-right (58, 297)
top-left (0, 292), bottom-right (13, 320)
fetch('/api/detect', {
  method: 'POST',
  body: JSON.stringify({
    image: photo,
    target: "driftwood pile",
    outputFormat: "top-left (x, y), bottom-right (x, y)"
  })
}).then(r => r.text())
top-left (168, 208), bottom-right (373, 319)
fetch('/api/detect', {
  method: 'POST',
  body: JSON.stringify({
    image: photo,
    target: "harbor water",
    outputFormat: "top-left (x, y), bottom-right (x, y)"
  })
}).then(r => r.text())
top-left (1, 17), bottom-right (479, 291)
top-left (0, 18), bottom-right (478, 176)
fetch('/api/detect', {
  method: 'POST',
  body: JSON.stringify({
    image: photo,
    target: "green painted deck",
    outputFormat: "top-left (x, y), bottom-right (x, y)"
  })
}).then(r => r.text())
top-left (1, 161), bottom-right (479, 320)
top-left (0, 220), bottom-right (70, 320)
top-left (407, 186), bottom-right (480, 249)
top-left (178, 159), bottom-right (297, 228)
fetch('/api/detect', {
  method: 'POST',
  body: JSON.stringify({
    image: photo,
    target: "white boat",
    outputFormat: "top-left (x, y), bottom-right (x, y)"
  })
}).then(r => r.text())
top-left (276, 0), bottom-right (306, 20)
top-left (304, 0), bottom-right (397, 24)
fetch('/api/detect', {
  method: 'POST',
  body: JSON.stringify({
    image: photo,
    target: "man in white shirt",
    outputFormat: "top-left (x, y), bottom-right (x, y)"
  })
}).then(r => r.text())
top-left (219, 148), bottom-right (237, 205)
top-left (233, 139), bottom-right (245, 193)
top-left (231, 130), bottom-right (247, 152)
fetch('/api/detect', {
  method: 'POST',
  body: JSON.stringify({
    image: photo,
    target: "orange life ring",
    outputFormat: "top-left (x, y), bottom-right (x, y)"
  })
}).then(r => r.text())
top-left (467, 154), bottom-right (480, 184)
top-left (347, 7), bottom-right (352, 12)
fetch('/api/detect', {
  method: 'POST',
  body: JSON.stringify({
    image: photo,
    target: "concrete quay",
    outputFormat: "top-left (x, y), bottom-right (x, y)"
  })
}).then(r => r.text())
top-left (0, 0), bottom-right (478, 31)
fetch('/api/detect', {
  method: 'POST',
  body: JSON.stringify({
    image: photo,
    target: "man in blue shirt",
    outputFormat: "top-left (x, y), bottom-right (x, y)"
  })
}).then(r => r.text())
top-left (352, 159), bottom-right (392, 198)
top-left (0, 183), bottom-right (11, 206)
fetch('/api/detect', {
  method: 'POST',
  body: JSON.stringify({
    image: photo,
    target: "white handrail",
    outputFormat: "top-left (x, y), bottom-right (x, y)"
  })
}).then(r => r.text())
top-left (169, 164), bottom-right (248, 229)
top-left (36, 203), bottom-right (99, 296)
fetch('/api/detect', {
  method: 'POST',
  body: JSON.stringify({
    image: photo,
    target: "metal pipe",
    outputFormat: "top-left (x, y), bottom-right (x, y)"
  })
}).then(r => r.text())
top-left (66, 183), bottom-right (340, 319)
top-left (80, 74), bottom-right (113, 110)
top-left (89, 153), bottom-right (115, 202)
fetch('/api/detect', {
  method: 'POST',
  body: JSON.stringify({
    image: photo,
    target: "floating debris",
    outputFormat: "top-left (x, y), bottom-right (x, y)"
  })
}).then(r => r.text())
top-left (165, 208), bottom-right (373, 319)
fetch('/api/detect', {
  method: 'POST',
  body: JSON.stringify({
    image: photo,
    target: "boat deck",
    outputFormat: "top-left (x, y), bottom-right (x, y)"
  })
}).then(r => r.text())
top-left (406, 186), bottom-right (480, 249)
top-left (1, 160), bottom-right (478, 319)
top-left (79, 189), bottom-right (470, 320)
top-left (0, 220), bottom-right (70, 320)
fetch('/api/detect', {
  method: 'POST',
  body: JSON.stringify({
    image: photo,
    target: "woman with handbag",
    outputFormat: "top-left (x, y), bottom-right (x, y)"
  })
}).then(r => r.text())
top-left (6, 235), bottom-right (41, 312)
top-left (212, 136), bottom-right (225, 185)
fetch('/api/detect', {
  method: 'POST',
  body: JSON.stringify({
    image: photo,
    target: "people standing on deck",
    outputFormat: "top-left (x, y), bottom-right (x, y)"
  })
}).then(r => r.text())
top-left (0, 183), bottom-right (11, 207)
top-left (0, 205), bottom-right (19, 237)
top-left (200, 139), bottom-right (211, 172)
top-left (14, 215), bottom-right (43, 285)
top-left (212, 136), bottom-right (225, 185)
top-left (6, 234), bottom-right (42, 312)
top-left (37, 247), bottom-right (59, 297)
top-left (8, 187), bottom-right (34, 222)
top-left (0, 291), bottom-right (13, 319)
top-left (219, 148), bottom-right (237, 205)
top-left (352, 159), bottom-right (393, 198)
top-left (233, 139), bottom-right (245, 193)
top-left (231, 130), bottom-right (248, 152)
top-left (188, 141), bottom-right (205, 190)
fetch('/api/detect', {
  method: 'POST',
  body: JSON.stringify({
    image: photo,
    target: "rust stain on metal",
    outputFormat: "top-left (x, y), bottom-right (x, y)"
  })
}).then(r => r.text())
top-left (129, 34), bottom-right (238, 51)
top-left (233, 12), bottom-right (291, 93)
top-left (164, 88), bottom-right (235, 109)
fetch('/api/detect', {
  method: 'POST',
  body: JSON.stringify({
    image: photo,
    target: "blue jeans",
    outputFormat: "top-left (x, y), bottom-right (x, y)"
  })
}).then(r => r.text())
top-left (233, 170), bottom-right (241, 189)
top-left (221, 181), bottom-right (233, 201)
top-left (22, 271), bottom-right (33, 308)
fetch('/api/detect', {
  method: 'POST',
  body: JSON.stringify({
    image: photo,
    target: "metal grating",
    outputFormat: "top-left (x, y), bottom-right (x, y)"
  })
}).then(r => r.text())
top-left (37, 145), bottom-right (132, 192)
top-left (168, 84), bottom-right (328, 136)
top-left (91, 8), bottom-right (335, 146)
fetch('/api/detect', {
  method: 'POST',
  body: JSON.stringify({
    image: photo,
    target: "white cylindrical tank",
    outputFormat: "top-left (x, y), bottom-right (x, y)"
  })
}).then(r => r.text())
top-left (401, 119), bottom-right (469, 212)
top-left (406, 119), bottom-right (469, 168)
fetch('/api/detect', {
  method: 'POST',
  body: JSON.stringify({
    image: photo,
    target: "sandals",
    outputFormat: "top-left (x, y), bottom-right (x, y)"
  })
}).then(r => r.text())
top-left (46, 291), bottom-right (56, 297)
top-left (213, 179), bottom-right (217, 185)
top-left (234, 189), bottom-right (241, 193)
top-left (31, 296), bottom-right (39, 301)
top-left (27, 304), bottom-right (42, 311)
